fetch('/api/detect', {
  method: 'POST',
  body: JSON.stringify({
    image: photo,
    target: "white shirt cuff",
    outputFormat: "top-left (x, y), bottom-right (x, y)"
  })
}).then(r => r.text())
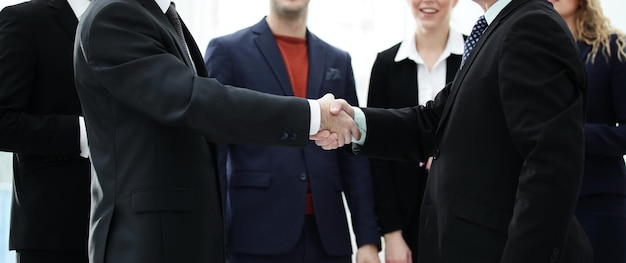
top-left (308, 99), bottom-right (320, 135)
top-left (79, 116), bottom-right (90, 158)
top-left (352, 107), bottom-right (367, 145)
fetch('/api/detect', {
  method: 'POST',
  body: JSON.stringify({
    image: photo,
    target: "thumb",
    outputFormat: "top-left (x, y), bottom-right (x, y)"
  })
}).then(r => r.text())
top-left (330, 99), bottom-right (354, 118)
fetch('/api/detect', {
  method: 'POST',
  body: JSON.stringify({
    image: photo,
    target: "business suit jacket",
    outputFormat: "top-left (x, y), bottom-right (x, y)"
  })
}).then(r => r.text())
top-left (355, 0), bottom-right (592, 262)
top-left (366, 43), bottom-right (461, 253)
top-left (576, 36), bottom-right (626, 198)
top-left (74, 1), bottom-right (313, 263)
top-left (575, 35), bottom-right (626, 263)
top-left (0, 0), bottom-right (90, 253)
top-left (204, 19), bottom-right (380, 256)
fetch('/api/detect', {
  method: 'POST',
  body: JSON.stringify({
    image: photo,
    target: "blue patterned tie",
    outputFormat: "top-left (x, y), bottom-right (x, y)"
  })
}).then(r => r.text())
top-left (461, 15), bottom-right (488, 66)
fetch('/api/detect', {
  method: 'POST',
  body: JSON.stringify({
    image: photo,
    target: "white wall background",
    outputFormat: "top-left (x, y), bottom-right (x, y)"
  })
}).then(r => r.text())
top-left (0, 0), bottom-right (625, 262)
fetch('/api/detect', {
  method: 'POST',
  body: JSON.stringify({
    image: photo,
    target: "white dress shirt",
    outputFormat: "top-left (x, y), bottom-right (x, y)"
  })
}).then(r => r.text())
top-left (394, 28), bottom-right (464, 106)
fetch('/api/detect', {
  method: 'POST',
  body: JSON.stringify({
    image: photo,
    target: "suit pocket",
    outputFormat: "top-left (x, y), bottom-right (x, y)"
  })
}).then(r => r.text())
top-left (229, 172), bottom-right (271, 188)
top-left (131, 188), bottom-right (194, 212)
top-left (451, 194), bottom-right (511, 234)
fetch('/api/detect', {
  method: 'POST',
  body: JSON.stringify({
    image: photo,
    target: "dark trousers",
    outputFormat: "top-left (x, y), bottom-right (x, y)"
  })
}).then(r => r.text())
top-left (229, 215), bottom-right (351, 263)
top-left (16, 249), bottom-right (88, 263)
top-left (576, 194), bottom-right (626, 263)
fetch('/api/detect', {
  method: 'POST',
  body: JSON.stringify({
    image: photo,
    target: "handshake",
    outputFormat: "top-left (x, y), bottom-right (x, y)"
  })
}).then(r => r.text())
top-left (311, 94), bottom-right (360, 150)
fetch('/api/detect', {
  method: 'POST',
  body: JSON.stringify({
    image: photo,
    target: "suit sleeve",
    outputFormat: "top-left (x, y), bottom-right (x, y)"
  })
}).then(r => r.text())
top-left (584, 37), bottom-right (626, 156)
top-left (497, 12), bottom-right (586, 262)
top-left (336, 54), bottom-right (381, 248)
top-left (358, 89), bottom-right (444, 161)
top-left (366, 52), bottom-right (405, 234)
top-left (81, 2), bottom-right (310, 146)
top-left (0, 6), bottom-right (81, 156)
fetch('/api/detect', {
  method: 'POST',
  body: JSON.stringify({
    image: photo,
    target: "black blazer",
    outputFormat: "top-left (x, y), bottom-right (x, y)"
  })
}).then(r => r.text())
top-left (74, 1), bottom-right (312, 263)
top-left (0, 0), bottom-right (90, 252)
top-left (357, 0), bottom-right (592, 262)
top-left (366, 43), bottom-right (461, 253)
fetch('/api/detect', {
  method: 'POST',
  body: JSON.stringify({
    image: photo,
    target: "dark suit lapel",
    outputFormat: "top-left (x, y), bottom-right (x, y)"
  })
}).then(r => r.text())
top-left (253, 19), bottom-right (293, 96)
top-left (48, 0), bottom-right (78, 40)
top-left (393, 59), bottom-right (418, 106)
top-left (445, 54), bottom-right (461, 84)
top-left (306, 31), bottom-right (325, 99)
top-left (437, 0), bottom-right (525, 131)
top-left (181, 20), bottom-right (208, 77)
top-left (136, 0), bottom-right (195, 71)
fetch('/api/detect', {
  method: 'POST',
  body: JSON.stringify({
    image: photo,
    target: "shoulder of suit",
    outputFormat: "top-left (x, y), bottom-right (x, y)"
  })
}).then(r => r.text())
top-left (372, 42), bottom-right (402, 63)
top-left (379, 42), bottom-right (402, 57)
top-left (0, 0), bottom-right (52, 22)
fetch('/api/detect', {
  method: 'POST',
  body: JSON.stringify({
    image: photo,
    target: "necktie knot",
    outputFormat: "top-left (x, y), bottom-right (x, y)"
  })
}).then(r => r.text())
top-left (461, 15), bottom-right (488, 66)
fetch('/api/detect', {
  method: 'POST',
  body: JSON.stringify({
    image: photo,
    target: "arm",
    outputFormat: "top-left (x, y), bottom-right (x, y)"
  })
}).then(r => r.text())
top-left (584, 37), bottom-right (626, 156)
top-left (366, 52), bottom-right (412, 263)
top-left (366, 51), bottom-right (405, 237)
top-left (80, 2), bottom-right (311, 146)
top-left (0, 7), bottom-right (82, 156)
top-left (498, 12), bottom-right (586, 262)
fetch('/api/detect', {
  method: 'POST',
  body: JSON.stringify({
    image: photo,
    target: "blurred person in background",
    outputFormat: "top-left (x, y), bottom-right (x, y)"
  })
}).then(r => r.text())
top-left (366, 0), bottom-right (464, 261)
top-left (550, 0), bottom-right (626, 262)
top-left (0, 0), bottom-right (91, 262)
top-left (205, 0), bottom-right (380, 262)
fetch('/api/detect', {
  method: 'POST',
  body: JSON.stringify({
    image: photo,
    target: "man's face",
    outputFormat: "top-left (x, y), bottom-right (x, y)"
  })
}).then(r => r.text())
top-left (270, 0), bottom-right (310, 17)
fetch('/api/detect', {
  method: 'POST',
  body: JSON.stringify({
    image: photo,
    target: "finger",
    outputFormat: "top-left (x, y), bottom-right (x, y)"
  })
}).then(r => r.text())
top-left (310, 129), bottom-right (331, 141)
top-left (351, 120), bottom-right (361, 141)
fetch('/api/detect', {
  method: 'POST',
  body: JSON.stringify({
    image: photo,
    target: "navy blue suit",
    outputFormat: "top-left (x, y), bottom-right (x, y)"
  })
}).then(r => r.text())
top-left (575, 35), bottom-right (626, 263)
top-left (204, 18), bottom-right (380, 260)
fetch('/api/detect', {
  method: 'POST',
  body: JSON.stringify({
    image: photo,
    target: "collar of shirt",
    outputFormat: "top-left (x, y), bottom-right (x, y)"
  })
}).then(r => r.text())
top-left (484, 0), bottom-right (512, 25)
top-left (67, 0), bottom-right (90, 19)
top-left (394, 27), bottom-right (465, 63)
top-left (155, 0), bottom-right (170, 14)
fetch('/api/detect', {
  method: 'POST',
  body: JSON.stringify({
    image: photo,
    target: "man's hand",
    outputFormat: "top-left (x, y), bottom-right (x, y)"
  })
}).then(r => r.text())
top-left (356, 244), bottom-right (381, 263)
top-left (383, 230), bottom-right (412, 263)
top-left (312, 94), bottom-right (359, 149)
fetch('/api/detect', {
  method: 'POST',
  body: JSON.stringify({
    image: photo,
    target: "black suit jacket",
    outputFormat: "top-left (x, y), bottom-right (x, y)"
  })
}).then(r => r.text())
top-left (0, 0), bottom-right (90, 252)
top-left (357, 0), bottom-right (592, 262)
top-left (366, 43), bottom-right (461, 253)
top-left (74, 1), bottom-right (311, 262)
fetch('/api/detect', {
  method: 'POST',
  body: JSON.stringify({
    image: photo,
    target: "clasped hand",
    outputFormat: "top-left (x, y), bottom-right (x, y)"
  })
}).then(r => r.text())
top-left (311, 94), bottom-right (359, 150)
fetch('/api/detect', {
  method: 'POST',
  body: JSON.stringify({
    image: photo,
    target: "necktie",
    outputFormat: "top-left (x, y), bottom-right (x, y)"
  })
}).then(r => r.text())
top-left (165, 2), bottom-right (196, 73)
top-left (165, 2), bottom-right (185, 43)
top-left (461, 15), bottom-right (488, 66)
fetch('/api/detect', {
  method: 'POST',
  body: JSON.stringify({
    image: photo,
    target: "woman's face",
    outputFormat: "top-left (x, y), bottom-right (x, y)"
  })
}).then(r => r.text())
top-left (548, 0), bottom-right (580, 19)
top-left (409, 0), bottom-right (458, 31)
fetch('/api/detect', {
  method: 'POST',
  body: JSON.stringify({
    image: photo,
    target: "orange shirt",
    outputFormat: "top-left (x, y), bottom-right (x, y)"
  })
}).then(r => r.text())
top-left (274, 34), bottom-right (308, 98)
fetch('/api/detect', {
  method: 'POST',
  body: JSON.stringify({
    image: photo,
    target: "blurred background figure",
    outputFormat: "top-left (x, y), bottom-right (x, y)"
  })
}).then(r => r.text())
top-left (366, 0), bottom-right (463, 262)
top-left (205, 0), bottom-right (380, 262)
top-left (0, 0), bottom-right (91, 262)
top-left (550, 0), bottom-right (626, 262)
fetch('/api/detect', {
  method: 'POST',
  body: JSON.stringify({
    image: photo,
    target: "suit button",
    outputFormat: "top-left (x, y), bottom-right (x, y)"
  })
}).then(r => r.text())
top-left (432, 148), bottom-right (440, 160)
top-left (552, 247), bottom-right (560, 255)
top-left (281, 132), bottom-right (289, 140)
top-left (299, 173), bottom-right (307, 181)
top-left (289, 133), bottom-right (297, 141)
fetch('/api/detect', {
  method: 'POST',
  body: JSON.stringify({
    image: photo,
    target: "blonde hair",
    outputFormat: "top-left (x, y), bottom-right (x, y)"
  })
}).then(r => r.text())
top-left (574, 0), bottom-right (626, 63)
